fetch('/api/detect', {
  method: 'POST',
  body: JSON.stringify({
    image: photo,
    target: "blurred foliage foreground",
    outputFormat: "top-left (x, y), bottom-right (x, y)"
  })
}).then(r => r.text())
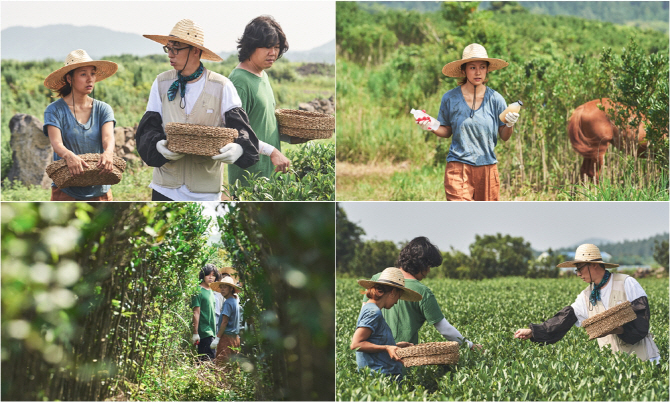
top-left (1, 201), bottom-right (335, 401)
top-left (336, 2), bottom-right (669, 200)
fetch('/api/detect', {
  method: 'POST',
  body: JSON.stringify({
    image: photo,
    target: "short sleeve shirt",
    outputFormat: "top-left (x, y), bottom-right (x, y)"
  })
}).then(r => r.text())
top-left (43, 98), bottom-right (116, 199)
top-left (355, 303), bottom-right (404, 376)
top-left (363, 272), bottom-right (445, 345)
top-left (437, 86), bottom-right (507, 166)
top-left (191, 286), bottom-right (216, 338)
top-left (220, 296), bottom-right (240, 335)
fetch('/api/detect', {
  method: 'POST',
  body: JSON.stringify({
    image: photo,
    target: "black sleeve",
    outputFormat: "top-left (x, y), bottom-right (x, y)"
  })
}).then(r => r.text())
top-left (529, 306), bottom-right (578, 345)
top-left (224, 107), bottom-right (259, 169)
top-left (617, 296), bottom-right (650, 345)
top-left (135, 111), bottom-right (169, 167)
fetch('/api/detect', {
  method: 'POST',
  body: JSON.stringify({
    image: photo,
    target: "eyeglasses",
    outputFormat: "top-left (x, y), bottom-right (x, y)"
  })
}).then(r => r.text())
top-left (163, 45), bottom-right (191, 55)
top-left (574, 263), bottom-right (588, 275)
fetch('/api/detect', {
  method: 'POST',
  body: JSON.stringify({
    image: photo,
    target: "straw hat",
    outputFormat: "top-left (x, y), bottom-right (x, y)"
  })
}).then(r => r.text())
top-left (442, 43), bottom-right (509, 77)
top-left (556, 244), bottom-right (619, 268)
top-left (43, 49), bottom-right (118, 90)
top-left (144, 19), bottom-right (223, 62)
top-left (219, 267), bottom-right (238, 276)
top-left (358, 267), bottom-right (422, 302)
top-left (211, 276), bottom-right (242, 293)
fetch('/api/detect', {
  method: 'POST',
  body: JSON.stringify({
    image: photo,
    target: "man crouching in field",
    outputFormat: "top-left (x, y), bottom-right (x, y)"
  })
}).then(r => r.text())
top-left (363, 237), bottom-right (482, 350)
top-left (514, 244), bottom-right (660, 363)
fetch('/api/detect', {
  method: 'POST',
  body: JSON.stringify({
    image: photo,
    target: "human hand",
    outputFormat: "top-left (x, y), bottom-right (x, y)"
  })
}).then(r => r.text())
top-left (157, 139), bottom-right (184, 161)
top-left (64, 152), bottom-right (90, 176)
top-left (396, 342), bottom-right (414, 348)
top-left (505, 112), bottom-right (519, 127)
top-left (414, 112), bottom-right (440, 131)
top-left (386, 345), bottom-right (401, 361)
top-left (211, 336), bottom-right (220, 349)
top-left (212, 143), bottom-right (243, 164)
top-left (96, 151), bottom-right (114, 174)
top-left (514, 328), bottom-right (532, 340)
top-left (192, 333), bottom-right (200, 345)
top-left (270, 149), bottom-right (290, 173)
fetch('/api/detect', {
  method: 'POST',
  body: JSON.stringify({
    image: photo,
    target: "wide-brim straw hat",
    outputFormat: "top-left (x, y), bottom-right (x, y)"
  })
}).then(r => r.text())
top-left (358, 267), bottom-right (422, 302)
top-left (556, 244), bottom-right (619, 268)
top-left (442, 43), bottom-right (509, 77)
top-left (144, 19), bottom-right (222, 62)
top-left (211, 276), bottom-right (242, 293)
top-left (44, 49), bottom-right (118, 90)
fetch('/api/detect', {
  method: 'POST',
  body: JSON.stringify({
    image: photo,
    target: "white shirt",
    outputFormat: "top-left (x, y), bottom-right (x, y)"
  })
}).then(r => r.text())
top-left (146, 71), bottom-right (275, 200)
top-left (571, 276), bottom-right (647, 327)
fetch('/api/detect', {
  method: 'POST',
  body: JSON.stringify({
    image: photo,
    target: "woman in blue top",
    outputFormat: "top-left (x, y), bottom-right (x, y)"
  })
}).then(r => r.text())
top-left (416, 43), bottom-right (521, 201)
top-left (43, 49), bottom-right (118, 201)
top-left (350, 267), bottom-right (422, 378)
top-left (211, 276), bottom-right (243, 364)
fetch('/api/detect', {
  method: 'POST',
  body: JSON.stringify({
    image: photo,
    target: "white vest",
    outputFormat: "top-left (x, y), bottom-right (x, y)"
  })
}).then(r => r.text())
top-left (581, 274), bottom-right (659, 361)
top-left (153, 69), bottom-right (229, 193)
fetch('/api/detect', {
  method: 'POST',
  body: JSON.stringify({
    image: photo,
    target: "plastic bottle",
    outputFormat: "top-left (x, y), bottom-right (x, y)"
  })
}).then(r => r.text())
top-left (410, 109), bottom-right (439, 131)
top-left (499, 100), bottom-right (523, 123)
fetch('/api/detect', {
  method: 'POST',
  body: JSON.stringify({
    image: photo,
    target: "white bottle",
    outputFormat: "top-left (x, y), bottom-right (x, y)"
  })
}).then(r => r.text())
top-left (410, 109), bottom-right (439, 131)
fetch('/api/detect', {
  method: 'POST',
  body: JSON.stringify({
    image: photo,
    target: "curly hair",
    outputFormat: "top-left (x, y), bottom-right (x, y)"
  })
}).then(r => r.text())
top-left (199, 263), bottom-right (219, 281)
top-left (396, 237), bottom-right (442, 276)
top-left (237, 15), bottom-right (289, 63)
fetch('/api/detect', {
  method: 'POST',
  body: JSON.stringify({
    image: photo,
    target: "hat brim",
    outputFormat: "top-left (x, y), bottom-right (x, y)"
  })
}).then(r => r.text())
top-left (143, 34), bottom-right (223, 62)
top-left (556, 260), bottom-right (619, 269)
top-left (44, 60), bottom-right (118, 91)
top-left (357, 279), bottom-right (422, 302)
top-left (442, 57), bottom-right (509, 77)
top-left (211, 281), bottom-right (242, 293)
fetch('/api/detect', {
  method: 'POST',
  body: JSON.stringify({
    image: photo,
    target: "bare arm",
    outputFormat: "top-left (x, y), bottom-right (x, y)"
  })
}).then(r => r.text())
top-left (350, 327), bottom-right (401, 360)
top-left (498, 124), bottom-right (514, 142)
top-left (192, 306), bottom-right (200, 335)
top-left (96, 121), bottom-right (115, 173)
top-left (47, 125), bottom-right (90, 175)
top-left (432, 125), bottom-right (452, 139)
top-left (217, 315), bottom-right (229, 338)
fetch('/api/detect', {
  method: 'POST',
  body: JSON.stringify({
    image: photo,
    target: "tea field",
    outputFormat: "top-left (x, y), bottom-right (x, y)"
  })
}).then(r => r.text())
top-left (336, 277), bottom-right (669, 401)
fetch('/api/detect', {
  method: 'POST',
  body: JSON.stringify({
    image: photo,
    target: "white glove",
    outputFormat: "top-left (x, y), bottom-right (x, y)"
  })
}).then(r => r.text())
top-left (211, 336), bottom-right (220, 349)
top-left (157, 139), bottom-right (185, 161)
top-left (192, 333), bottom-right (200, 345)
top-left (212, 143), bottom-right (243, 164)
top-left (505, 112), bottom-right (519, 127)
top-left (418, 119), bottom-right (440, 131)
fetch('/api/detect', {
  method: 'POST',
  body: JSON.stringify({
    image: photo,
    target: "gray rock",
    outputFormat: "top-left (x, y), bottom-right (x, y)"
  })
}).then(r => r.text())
top-left (7, 114), bottom-right (53, 189)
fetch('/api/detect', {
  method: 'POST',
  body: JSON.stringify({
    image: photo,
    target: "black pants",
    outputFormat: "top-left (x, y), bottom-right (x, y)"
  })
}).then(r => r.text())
top-left (197, 336), bottom-right (215, 361)
top-left (151, 189), bottom-right (174, 201)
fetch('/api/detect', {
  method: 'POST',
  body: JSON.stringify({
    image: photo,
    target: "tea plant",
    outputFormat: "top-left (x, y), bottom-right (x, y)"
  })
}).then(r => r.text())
top-left (336, 277), bottom-right (669, 400)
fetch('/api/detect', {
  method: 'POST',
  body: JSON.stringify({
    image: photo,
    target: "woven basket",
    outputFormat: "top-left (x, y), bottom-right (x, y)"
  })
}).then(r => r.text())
top-left (45, 153), bottom-right (126, 188)
top-left (165, 123), bottom-right (238, 156)
top-left (582, 301), bottom-right (637, 340)
top-left (275, 109), bottom-right (334, 139)
top-left (395, 341), bottom-right (459, 367)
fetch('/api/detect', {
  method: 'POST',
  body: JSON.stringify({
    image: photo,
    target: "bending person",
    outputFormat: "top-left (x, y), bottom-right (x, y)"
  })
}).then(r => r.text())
top-left (43, 49), bottom-right (118, 201)
top-left (363, 237), bottom-right (482, 350)
top-left (514, 244), bottom-right (660, 363)
top-left (136, 19), bottom-right (260, 201)
top-left (350, 267), bottom-right (420, 378)
top-left (415, 43), bottom-right (520, 201)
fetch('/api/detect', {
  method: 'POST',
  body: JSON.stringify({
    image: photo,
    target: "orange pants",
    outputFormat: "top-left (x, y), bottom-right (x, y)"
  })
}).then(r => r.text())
top-left (444, 161), bottom-right (499, 201)
top-left (51, 187), bottom-right (113, 201)
top-left (215, 334), bottom-right (240, 364)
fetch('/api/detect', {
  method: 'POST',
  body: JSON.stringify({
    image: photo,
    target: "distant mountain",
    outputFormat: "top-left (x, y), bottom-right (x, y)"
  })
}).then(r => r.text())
top-left (553, 233), bottom-right (668, 265)
top-left (1, 25), bottom-right (335, 63)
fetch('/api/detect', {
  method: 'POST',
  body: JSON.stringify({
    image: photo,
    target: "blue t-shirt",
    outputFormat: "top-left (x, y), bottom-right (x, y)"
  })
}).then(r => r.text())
top-left (219, 296), bottom-right (240, 335)
top-left (355, 303), bottom-right (404, 376)
top-left (43, 98), bottom-right (116, 199)
top-left (437, 86), bottom-right (507, 166)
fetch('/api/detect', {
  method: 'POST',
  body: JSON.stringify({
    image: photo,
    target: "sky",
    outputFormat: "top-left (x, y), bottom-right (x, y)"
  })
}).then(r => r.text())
top-left (1, 1), bottom-right (335, 52)
top-left (339, 202), bottom-right (669, 253)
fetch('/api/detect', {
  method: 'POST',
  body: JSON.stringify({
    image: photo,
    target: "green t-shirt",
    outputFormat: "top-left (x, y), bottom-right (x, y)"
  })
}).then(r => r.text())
top-left (191, 286), bottom-right (216, 338)
top-left (362, 272), bottom-right (445, 344)
top-left (228, 68), bottom-right (281, 187)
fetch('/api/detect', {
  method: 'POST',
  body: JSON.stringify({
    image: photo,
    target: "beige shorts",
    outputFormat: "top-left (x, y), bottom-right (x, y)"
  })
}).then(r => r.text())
top-left (444, 161), bottom-right (499, 201)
